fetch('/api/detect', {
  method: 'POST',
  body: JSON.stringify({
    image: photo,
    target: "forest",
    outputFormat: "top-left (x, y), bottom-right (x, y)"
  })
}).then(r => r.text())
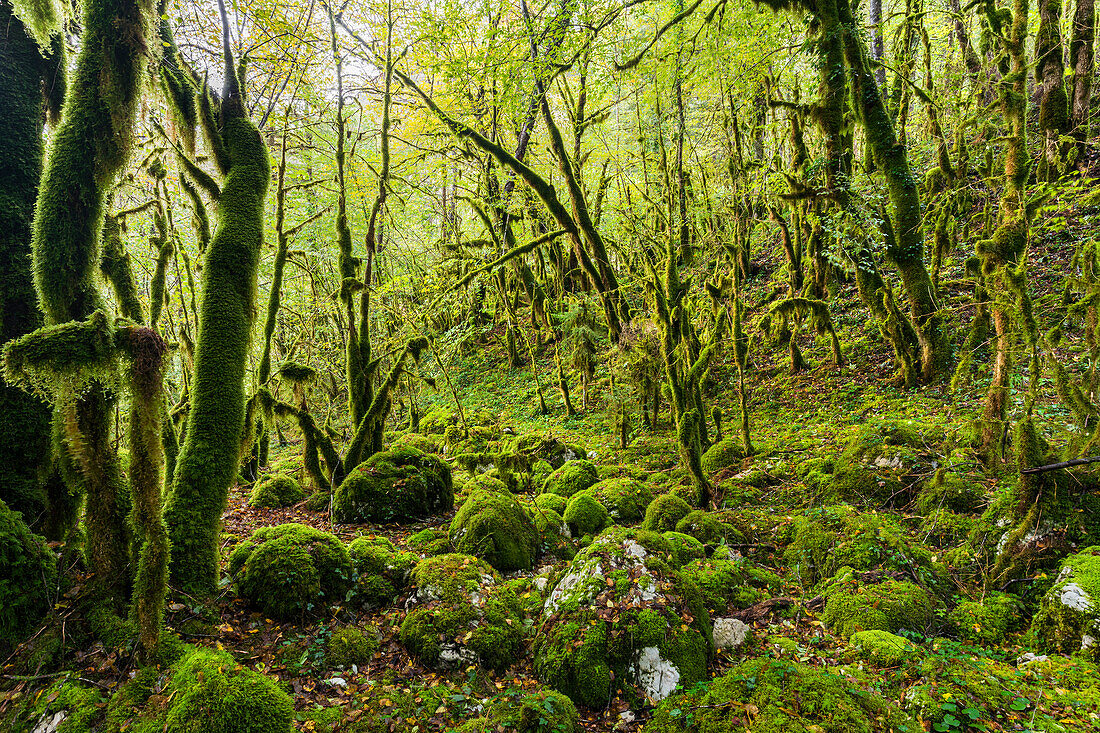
top-left (5, 0), bottom-right (1100, 728)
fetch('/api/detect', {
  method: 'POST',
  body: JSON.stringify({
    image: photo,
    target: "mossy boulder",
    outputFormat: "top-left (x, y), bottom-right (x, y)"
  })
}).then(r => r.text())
top-left (333, 446), bottom-right (453, 524)
top-left (0, 499), bottom-right (56, 651)
top-left (681, 547), bottom-right (782, 613)
top-left (454, 689), bottom-right (580, 733)
top-left (503, 434), bottom-right (587, 469)
top-left (582, 478), bottom-right (655, 523)
top-left (400, 554), bottom-right (524, 671)
top-left (821, 574), bottom-right (936, 637)
top-left (948, 593), bottom-right (1020, 645)
top-left (674, 510), bottom-right (742, 546)
top-left (534, 492), bottom-right (569, 516)
top-left (849, 629), bottom-right (915, 667)
top-left (534, 527), bottom-right (712, 708)
top-left (541, 459), bottom-right (599, 497)
top-left (1029, 546), bottom-right (1100, 658)
top-left (419, 407), bottom-right (458, 434)
top-left (642, 493), bottom-right (693, 532)
top-left (347, 535), bottom-right (417, 606)
top-left (462, 472), bottom-right (511, 495)
top-left (392, 432), bottom-right (442, 454)
top-left (450, 489), bottom-right (539, 571)
top-left (326, 626), bottom-right (379, 669)
top-left (562, 492), bottom-right (609, 537)
top-left (530, 506), bottom-right (575, 560)
top-left (783, 505), bottom-right (946, 590)
top-left (406, 528), bottom-right (451, 556)
top-left (228, 524), bottom-right (352, 620)
top-left (914, 471), bottom-right (986, 515)
top-left (841, 419), bottom-right (943, 471)
top-left (662, 532), bottom-right (705, 568)
top-left (700, 438), bottom-right (745, 475)
top-left (248, 474), bottom-right (305, 509)
top-left (645, 657), bottom-right (917, 732)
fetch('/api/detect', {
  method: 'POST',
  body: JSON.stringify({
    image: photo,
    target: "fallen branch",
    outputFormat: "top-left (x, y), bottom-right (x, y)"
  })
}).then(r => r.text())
top-left (1020, 456), bottom-right (1100, 474)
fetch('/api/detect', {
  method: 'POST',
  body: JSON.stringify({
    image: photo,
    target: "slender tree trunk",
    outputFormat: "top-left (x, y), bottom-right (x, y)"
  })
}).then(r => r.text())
top-left (1071, 0), bottom-right (1095, 168)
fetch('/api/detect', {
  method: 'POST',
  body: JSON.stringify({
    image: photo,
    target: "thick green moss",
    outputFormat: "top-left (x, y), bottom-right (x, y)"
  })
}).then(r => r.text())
top-left (228, 524), bottom-right (352, 620)
top-left (582, 478), bottom-right (655, 523)
top-left (1029, 546), bottom-right (1100, 657)
top-left (450, 489), bottom-right (538, 571)
top-left (529, 506), bottom-right (575, 560)
top-left (662, 531), bottom-right (705, 568)
top-left (327, 626), bottom-right (378, 668)
top-left (822, 577), bottom-right (935, 637)
top-left (391, 432), bottom-right (440, 454)
top-left (406, 528), bottom-right (451, 556)
top-left (681, 547), bottom-right (782, 612)
top-left (534, 527), bottom-right (710, 708)
top-left (914, 472), bottom-right (986, 514)
top-left (849, 629), bottom-right (915, 666)
top-left (644, 657), bottom-right (918, 732)
top-left (563, 492), bottom-right (609, 537)
top-left (0, 499), bottom-right (56, 651)
top-left (399, 553), bottom-right (524, 671)
top-left (534, 492), bottom-right (568, 515)
top-left (248, 474), bottom-right (304, 509)
top-left (463, 472), bottom-right (511, 495)
top-left (674, 510), bottom-right (742, 545)
top-left (333, 446), bottom-right (453, 524)
top-left (642, 493), bottom-right (693, 532)
top-left (540, 459), bottom-right (598, 497)
top-left (347, 535), bottom-right (416, 606)
top-left (948, 593), bottom-right (1019, 645)
top-left (700, 438), bottom-right (745, 475)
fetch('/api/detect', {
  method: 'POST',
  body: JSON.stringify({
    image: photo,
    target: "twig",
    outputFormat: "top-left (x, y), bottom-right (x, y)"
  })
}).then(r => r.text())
top-left (1020, 456), bottom-right (1100, 474)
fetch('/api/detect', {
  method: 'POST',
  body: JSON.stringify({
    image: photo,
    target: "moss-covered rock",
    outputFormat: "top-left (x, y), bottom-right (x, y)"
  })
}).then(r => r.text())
top-left (419, 407), bottom-right (458, 434)
top-left (333, 446), bottom-right (453, 524)
top-left (581, 478), bottom-right (655, 523)
top-left (326, 626), bottom-right (378, 669)
top-left (562, 493), bottom-right (609, 537)
top-left (644, 657), bottom-right (918, 732)
top-left (534, 492), bottom-right (569, 516)
top-left (347, 535), bottom-right (416, 607)
top-left (821, 575), bottom-right (936, 637)
top-left (228, 524), bottom-right (352, 620)
top-left (462, 472), bottom-right (511, 495)
top-left (914, 471), bottom-right (986, 515)
top-left (530, 506), bottom-right (575, 560)
top-left (502, 434), bottom-right (587, 469)
top-left (399, 554), bottom-right (524, 671)
top-left (948, 593), bottom-right (1019, 645)
top-left (681, 547), bottom-right (782, 613)
top-left (642, 493), bottom-right (693, 532)
top-left (454, 688), bottom-right (581, 733)
top-left (248, 474), bottom-right (304, 509)
top-left (392, 432), bottom-right (442, 454)
top-left (541, 459), bottom-right (599, 497)
top-left (1029, 546), bottom-right (1100, 658)
top-left (841, 419), bottom-right (943, 471)
top-left (450, 489), bottom-right (539, 571)
top-left (0, 499), bottom-right (55, 651)
top-left (662, 531), bottom-right (705, 568)
top-left (700, 438), bottom-right (745, 475)
top-left (406, 528), bottom-right (451, 556)
top-left (674, 510), bottom-right (742, 546)
top-left (534, 527), bottom-right (711, 708)
top-left (782, 505), bottom-right (946, 590)
top-left (849, 629), bottom-right (915, 667)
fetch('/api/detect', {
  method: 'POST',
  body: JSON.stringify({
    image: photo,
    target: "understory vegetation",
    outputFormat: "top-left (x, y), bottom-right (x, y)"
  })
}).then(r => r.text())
top-left (9, 0), bottom-right (1100, 729)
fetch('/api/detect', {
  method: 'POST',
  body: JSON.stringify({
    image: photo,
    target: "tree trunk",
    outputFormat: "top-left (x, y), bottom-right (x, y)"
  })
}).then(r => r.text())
top-left (1071, 0), bottom-right (1095, 168)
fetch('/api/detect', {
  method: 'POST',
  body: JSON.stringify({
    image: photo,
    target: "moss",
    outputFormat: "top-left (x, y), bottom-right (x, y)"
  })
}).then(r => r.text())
top-left (1029, 546), bottom-right (1100, 658)
top-left (347, 535), bottom-right (415, 606)
top-left (0, 499), bottom-right (56, 651)
top-left (849, 629), bottom-right (915, 667)
top-left (914, 472), bottom-right (986, 514)
top-left (700, 438), bottom-right (745, 475)
top-left (822, 464), bottom-right (900, 504)
top-left (248, 474), bottom-right (304, 509)
top-left (534, 527), bottom-right (710, 708)
top-left (406, 528), bottom-right (451, 556)
top-left (450, 489), bottom-right (539, 571)
top-left (645, 657), bottom-right (917, 733)
top-left (333, 446), bottom-right (453, 524)
top-left (563, 493), bottom-right (608, 537)
top-left (419, 407), bottom-right (457, 434)
top-left (303, 491), bottom-right (330, 513)
top-left (399, 554), bottom-right (524, 671)
top-left (391, 432), bottom-right (440, 454)
top-left (9, 676), bottom-right (105, 733)
top-left (228, 524), bottom-right (352, 620)
top-left (642, 493), bottom-right (693, 532)
top-left (681, 550), bottom-right (781, 612)
top-left (534, 492), bottom-right (568, 515)
top-left (530, 506), bottom-right (575, 560)
top-left (540, 459), bottom-right (599, 497)
top-left (582, 478), bottom-right (655, 523)
top-left (662, 531), bottom-right (705, 568)
top-left (488, 688), bottom-right (581, 733)
top-left (674, 510), bottom-right (742, 545)
top-left (463, 472), bottom-right (511, 495)
top-left (326, 626), bottom-right (378, 669)
top-left (948, 593), bottom-right (1019, 645)
top-left (822, 578), bottom-right (935, 637)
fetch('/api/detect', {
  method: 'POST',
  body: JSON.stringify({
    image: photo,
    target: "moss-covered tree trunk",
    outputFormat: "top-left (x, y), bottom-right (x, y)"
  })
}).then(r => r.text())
top-left (1070, 0), bottom-right (1095, 169)
top-left (163, 9), bottom-right (271, 596)
top-left (31, 0), bottom-right (152, 606)
top-left (1036, 0), bottom-right (1070, 180)
top-left (0, 0), bottom-right (65, 534)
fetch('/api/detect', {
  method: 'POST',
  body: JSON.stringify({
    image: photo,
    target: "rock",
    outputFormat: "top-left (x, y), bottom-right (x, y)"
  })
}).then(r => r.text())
top-left (541, 459), bottom-right (599, 497)
top-left (324, 677), bottom-right (348, 688)
top-left (450, 489), bottom-right (539, 571)
top-left (849, 629), bottom-right (914, 666)
top-left (332, 446), bottom-right (453, 524)
top-left (712, 618), bottom-right (751, 649)
top-left (1029, 546), bottom-right (1100, 658)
